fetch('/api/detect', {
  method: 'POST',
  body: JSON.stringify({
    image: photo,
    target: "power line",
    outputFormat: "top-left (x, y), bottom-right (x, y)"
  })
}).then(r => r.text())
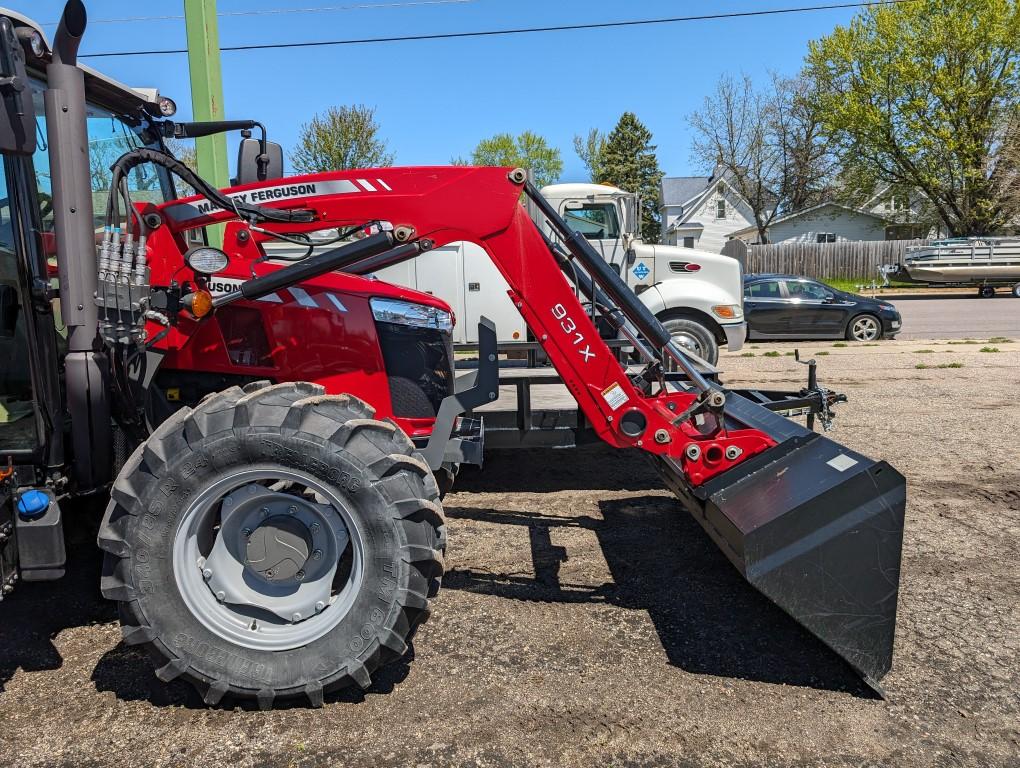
top-left (79, 1), bottom-right (912, 58)
top-left (42, 0), bottom-right (475, 27)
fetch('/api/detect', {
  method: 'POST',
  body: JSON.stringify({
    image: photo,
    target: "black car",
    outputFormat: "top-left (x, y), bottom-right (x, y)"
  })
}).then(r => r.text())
top-left (743, 274), bottom-right (902, 341)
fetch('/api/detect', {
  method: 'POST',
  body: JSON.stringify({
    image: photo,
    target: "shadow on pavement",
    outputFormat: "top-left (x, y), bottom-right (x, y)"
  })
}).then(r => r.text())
top-left (444, 448), bottom-right (874, 698)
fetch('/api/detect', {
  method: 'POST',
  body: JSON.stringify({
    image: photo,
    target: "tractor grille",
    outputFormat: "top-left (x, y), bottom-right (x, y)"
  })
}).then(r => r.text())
top-left (375, 322), bottom-right (454, 419)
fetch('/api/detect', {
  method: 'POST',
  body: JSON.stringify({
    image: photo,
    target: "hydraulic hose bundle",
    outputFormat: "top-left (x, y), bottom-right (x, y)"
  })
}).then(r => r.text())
top-left (95, 147), bottom-right (318, 346)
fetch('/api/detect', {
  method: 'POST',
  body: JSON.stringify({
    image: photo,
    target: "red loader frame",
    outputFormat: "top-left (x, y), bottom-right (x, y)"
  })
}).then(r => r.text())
top-left (148, 165), bottom-right (773, 486)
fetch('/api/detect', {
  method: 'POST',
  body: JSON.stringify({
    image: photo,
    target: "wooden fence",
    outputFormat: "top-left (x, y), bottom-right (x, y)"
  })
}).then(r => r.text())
top-left (722, 239), bottom-right (930, 280)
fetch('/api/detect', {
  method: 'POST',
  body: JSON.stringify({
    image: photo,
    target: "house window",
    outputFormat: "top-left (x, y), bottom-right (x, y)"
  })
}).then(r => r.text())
top-left (816, 233), bottom-right (836, 243)
top-left (683, 236), bottom-right (695, 248)
top-left (716, 199), bottom-right (726, 219)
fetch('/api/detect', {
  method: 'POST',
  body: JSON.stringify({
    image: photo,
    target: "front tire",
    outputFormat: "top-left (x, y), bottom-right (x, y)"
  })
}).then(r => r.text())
top-left (660, 317), bottom-right (719, 365)
top-left (846, 313), bottom-right (883, 342)
top-left (97, 382), bottom-right (444, 708)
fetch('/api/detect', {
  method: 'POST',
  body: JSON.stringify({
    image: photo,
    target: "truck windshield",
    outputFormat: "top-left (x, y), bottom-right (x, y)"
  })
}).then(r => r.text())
top-left (563, 203), bottom-right (621, 240)
top-left (29, 83), bottom-right (169, 233)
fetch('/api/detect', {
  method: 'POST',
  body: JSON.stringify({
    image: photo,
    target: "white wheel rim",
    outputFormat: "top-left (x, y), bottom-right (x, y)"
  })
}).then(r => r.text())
top-left (852, 317), bottom-right (879, 341)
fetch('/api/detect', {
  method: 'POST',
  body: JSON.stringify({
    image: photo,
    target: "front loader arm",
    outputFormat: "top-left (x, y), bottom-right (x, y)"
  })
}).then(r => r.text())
top-left (154, 165), bottom-right (774, 485)
top-left (152, 163), bottom-right (907, 689)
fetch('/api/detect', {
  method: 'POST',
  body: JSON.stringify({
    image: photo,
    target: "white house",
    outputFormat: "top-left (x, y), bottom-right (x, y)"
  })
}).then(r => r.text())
top-left (659, 168), bottom-right (757, 253)
top-left (728, 202), bottom-right (892, 244)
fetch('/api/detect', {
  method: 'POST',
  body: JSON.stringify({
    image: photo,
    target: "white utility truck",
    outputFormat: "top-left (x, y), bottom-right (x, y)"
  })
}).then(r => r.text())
top-left (374, 183), bottom-right (746, 364)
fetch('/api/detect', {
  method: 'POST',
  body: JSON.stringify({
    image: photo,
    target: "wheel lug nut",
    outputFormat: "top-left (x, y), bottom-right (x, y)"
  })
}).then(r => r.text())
top-left (202, 568), bottom-right (212, 580)
top-left (261, 506), bottom-right (270, 517)
top-left (310, 523), bottom-right (320, 533)
top-left (265, 569), bottom-right (274, 579)
top-left (291, 612), bottom-right (302, 622)
top-left (315, 601), bottom-right (325, 613)
top-left (311, 549), bottom-right (322, 561)
top-left (215, 590), bottom-right (226, 601)
top-left (241, 527), bottom-right (252, 538)
top-left (288, 505), bottom-right (297, 515)
top-left (295, 570), bottom-right (305, 581)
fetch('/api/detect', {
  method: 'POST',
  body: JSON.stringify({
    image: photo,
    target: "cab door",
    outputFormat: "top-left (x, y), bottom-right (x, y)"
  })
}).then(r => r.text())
top-left (0, 154), bottom-right (63, 464)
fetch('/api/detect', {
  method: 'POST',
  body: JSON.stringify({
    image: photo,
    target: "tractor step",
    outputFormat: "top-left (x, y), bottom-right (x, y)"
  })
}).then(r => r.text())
top-left (656, 393), bottom-right (906, 690)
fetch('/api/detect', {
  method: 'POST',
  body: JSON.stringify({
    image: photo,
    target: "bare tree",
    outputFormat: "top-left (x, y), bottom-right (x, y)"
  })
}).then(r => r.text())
top-left (688, 74), bottom-right (836, 243)
top-left (771, 74), bottom-right (837, 213)
top-left (688, 75), bottom-right (779, 243)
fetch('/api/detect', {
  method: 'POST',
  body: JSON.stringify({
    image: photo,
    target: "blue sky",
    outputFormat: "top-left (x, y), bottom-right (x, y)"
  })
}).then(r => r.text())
top-left (19, 1), bottom-right (862, 180)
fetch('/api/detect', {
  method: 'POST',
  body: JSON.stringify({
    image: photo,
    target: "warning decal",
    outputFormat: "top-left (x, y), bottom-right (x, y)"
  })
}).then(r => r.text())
top-left (601, 382), bottom-right (630, 411)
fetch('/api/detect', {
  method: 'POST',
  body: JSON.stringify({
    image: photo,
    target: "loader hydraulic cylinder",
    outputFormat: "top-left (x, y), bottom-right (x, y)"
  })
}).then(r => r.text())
top-left (211, 231), bottom-right (396, 307)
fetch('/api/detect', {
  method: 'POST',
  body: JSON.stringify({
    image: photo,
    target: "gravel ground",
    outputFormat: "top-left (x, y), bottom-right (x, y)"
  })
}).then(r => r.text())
top-left (1, 339), bottom-right (1018, 767)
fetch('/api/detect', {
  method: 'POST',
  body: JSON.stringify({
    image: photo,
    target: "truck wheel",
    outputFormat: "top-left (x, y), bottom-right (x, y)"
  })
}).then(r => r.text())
top-left (1012, 283), bottom-right (1020, 298)
top-left (97, 382), bottom-right (444, 709)
top-left (979, 285), bottom-right (996, 298)
top-left (660, 317), bottom-right (719, 365)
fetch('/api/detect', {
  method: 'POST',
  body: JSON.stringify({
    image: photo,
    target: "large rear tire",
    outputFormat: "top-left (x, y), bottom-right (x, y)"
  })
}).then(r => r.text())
top-left (97, 382), bottom-right (444, 708)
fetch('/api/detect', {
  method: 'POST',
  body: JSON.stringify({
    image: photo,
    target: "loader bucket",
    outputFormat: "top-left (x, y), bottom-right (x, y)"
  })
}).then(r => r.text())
top-left (656, 393), bottom-right (906, 690)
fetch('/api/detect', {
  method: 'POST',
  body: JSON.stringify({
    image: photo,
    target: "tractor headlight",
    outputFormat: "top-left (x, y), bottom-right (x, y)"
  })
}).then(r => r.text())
top-left (185, 246), bottom-right (229, 275)
top-left (370, 297), bottom-right (453, 332)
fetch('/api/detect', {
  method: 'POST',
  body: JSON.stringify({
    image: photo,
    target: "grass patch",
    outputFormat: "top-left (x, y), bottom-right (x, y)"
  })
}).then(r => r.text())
top-left (741, 352), bottom-right (755, 357)
top-left (915, 363), bottom-right (930, 369)
top-left (914, 349), bottom-right (935, 354)
top-left (862, 343), bottom-right (880, 347)
top-left (750, 345), bottom-right (760, 349)
top-left (822, 277), bottom-right (920, 294)
top-left (988, 337), bottom-right (1013, 344)
top-left (815, 351), bottom-right (830, 356)
top-left (784, 351), bottom-right (796, 356)
top-left (947, 340), bottom-right (980, 345)
top-left (918, 362), bottom-right (966, 370)
top-left (979, 346), bottom-right (1000, 353)
top-left (762, 351), bottom-right (781, 357)
top-left (832, 342), bottom-right (848, 348)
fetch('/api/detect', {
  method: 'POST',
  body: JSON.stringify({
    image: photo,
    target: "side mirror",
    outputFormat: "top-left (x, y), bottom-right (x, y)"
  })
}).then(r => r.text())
top-left (0, 17), bottom-right (36, 156)
top-left (823, 293), bottom-right (836, 303)
top-left (0, 283), bottom-right (19, 339)
top-left (235, 138), bottom-right (283, 185)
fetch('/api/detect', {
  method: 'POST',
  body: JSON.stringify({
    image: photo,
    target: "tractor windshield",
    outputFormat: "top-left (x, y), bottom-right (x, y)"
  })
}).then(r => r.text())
top-left (28, 81), bottom-right (173, 235)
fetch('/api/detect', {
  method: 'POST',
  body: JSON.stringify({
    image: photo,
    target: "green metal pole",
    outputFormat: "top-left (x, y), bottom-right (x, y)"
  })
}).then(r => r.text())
top-left (184, 0), bottom-right (228, 244)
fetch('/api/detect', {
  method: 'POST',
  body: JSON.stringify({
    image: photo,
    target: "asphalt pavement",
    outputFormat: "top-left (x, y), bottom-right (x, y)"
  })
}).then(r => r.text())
top-left (887, 294), bottom-right (1020, 340)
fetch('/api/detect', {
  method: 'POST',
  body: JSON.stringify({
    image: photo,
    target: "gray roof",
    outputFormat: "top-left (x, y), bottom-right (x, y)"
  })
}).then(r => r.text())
top-left (660, 176), bottom-right (712, 207)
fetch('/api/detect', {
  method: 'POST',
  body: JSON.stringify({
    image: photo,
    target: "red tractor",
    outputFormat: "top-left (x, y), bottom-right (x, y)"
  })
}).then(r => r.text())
top-left (0, 2), bottom-right (906, 708)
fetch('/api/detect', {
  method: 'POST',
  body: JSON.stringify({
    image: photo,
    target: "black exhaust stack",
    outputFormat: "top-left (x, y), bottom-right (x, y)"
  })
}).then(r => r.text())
top-left (47, 0), bottom-right (112, 488)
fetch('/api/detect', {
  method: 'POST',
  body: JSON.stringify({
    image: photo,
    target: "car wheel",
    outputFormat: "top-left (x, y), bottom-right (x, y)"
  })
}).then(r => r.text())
top-left (660, 317), bottom-right (719, 366)
top-left (979, 286), bottom-right (996, 298)
top-left (846, 314), bottom-right (883, 342)
top-left (1012, 283), bottom-right (1020, 298)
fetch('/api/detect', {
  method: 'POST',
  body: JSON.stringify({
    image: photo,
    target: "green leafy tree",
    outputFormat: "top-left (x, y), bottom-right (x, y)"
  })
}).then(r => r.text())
top-left (807, 0), bottom-right (1020, 236)
top-left (600, 113), bottom-right (664, 242)
top-left (291, 104), bottom-right (394, 173)
top-left (460, 131), bottom-right (563, 188)
top-left (572, 127), bottom-right (607, 182)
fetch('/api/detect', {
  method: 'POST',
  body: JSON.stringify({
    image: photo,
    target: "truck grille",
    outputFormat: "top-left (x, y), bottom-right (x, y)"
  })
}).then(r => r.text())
top-left (375, 322), bottom-right (454, 418)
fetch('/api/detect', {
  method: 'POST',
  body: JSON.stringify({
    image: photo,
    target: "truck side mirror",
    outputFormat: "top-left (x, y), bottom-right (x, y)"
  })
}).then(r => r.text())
top-left (0, 283), bottom-right (19, 338)
top-left (0, 17), bottom-right (37, 156)
top-left (235, 138), bottom-right (283, 185)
